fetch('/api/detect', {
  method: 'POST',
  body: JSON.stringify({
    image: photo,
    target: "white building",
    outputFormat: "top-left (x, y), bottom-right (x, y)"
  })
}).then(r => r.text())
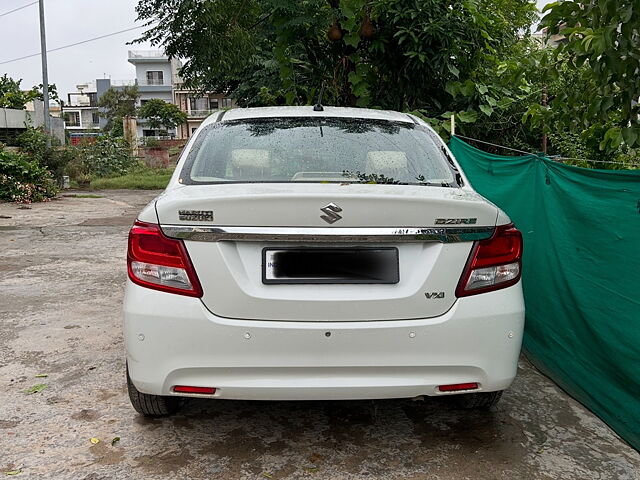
top-left (63, 83), bottom-right (101, 144)
top-left (127, 50), bottom-right (182, 138)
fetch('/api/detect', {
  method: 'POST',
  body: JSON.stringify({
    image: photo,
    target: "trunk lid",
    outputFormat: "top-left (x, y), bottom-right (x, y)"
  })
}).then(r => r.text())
top-left (156, 183), bottom-right (497, 321)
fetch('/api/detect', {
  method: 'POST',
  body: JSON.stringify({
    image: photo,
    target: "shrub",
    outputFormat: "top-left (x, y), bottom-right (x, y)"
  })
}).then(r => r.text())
top-left (76, 137), bottom-right (136, 177)
top-left (16, 127), bottom-right (70, 182)
top-left (0, 148), bottom-right (57, 203)
top-left (142, 137), bottom-right (161, 148)
top-left (65, 152), bottom-right (92, 184)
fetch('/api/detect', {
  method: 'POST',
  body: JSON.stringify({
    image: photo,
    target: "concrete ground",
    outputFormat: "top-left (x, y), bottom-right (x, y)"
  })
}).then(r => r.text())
top-left (0, 190), bottom-right (638, 480)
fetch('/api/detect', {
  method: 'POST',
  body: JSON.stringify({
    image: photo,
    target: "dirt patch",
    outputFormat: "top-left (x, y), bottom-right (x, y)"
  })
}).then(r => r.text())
top-left (0, 419), bottom-right (21, 429)
top-left (71, 409), bottom-right (102, 421)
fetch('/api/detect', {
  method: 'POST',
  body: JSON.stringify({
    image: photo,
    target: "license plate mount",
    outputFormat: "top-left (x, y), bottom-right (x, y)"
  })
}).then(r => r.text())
top-left (262, 247), bottom-right (399, 285)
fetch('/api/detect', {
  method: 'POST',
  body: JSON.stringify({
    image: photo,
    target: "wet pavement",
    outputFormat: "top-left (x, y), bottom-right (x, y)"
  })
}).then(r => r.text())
top-left (1, 190), bottom-right (639, 479)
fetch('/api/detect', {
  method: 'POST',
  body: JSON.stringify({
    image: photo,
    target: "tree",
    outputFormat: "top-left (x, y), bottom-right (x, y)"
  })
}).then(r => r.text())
top-left (134, 0), bottom-right (536, 111)
top-left (0, 74), bottom-right (58, 110)
top-left (133, 0), bottom-right (639, 168)
top-left (97, 86), bottom-right (139, 134)
top-left (137, 99), bottom-right (187, 131)
top-left (539, 0), bottom-right (640, 150)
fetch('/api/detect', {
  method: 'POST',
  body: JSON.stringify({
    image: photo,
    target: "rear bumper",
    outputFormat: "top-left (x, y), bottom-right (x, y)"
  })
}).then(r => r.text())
top-left (124, 281), bottom-right (525, 400)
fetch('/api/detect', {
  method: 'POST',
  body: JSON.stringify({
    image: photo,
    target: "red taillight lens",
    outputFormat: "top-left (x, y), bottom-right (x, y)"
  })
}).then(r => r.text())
top-left (127, 220), bottom-right (202, 297)
top-left (456, 224), bottom-right (522, 297)
top-left (173, 386), bottom-right (216, 394)
top-left (438, 382), bottom-right (479, 392)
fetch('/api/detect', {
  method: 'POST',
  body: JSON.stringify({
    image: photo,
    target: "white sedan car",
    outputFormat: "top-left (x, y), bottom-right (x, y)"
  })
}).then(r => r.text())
top-left (124, 106), bottom-right (524, 416)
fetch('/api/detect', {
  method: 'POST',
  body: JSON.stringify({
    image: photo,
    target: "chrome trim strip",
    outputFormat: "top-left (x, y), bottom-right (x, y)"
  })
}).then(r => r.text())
top-left (161, 225), bottom-right (494, 243)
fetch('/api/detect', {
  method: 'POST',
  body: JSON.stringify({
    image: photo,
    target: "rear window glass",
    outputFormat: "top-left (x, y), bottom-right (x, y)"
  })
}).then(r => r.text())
top-left (180, 117), bottom-right (461, 186)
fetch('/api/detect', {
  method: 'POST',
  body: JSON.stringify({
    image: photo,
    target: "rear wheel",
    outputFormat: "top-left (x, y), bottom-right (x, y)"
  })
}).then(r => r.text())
top-left (127, 369), bottom-right (180, 417)
top-left (454, 390), bottom-right (503, 409)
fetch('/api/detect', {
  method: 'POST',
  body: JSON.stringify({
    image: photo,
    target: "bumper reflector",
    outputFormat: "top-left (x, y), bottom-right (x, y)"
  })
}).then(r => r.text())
top-left (173, 386), bottom-right (216, 395)
top-left (438, 382), bottom-right (479, 392)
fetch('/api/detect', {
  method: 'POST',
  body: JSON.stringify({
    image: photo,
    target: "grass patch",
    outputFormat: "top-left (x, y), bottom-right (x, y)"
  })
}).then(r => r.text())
top-left (90, 166), bottom-right (175, 190)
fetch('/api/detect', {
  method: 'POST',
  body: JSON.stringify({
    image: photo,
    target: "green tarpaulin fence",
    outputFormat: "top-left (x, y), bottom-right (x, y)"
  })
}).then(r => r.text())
top-left (449, 136), bottom-right (640, 450)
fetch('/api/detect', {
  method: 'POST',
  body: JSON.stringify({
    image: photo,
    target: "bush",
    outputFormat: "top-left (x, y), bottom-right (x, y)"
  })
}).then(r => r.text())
top-left (142, 137), bottom-right (161, 148)
top-left (16, 127), bottom-right (70, 182)
top-left (77, 137), bottom-right (136, 177)
top-left (0, 148), bottom-right (57, 203)
top-left (548, 129), bottom-right (640, 170)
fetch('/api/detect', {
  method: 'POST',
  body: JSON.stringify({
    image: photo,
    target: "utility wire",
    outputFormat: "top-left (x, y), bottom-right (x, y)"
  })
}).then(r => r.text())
top-left (454, 134), bottom-right (537, 156)
top-left (454, 134), bottom-right (640, 167)
top-left (0, 0), bottom-right (37, 18)
top-left (551, 156), bottom-right (640, 167)
top-left (0, 25), bottom-right (146, 65)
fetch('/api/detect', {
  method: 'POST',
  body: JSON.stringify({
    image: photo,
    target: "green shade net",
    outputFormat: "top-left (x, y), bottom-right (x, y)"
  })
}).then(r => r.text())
top-left (449, 136), bottom-right (640, 450)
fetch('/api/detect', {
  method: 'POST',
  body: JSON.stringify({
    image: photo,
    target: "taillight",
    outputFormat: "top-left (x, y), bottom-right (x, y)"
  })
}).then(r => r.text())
top-left (456, 224), bottom-right (522, 297)
top-left (127, 220), bottom-right (202, 297)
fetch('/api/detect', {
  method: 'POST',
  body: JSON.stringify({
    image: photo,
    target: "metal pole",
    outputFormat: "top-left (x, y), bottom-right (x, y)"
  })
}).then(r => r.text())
top-left (541, 85), bottom-right (548, 155)
top-left (38, 0), bottom-right (50, 142)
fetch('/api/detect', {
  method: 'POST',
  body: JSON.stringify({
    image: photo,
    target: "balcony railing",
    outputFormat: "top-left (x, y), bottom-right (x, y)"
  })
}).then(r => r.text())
top-left (188, 109), bottom-right (216, 118)
top-left (65, 122), bottom-right (100, 129)
top-left (145, 79), bottom-right (166, 86)
top-left (110, 79), bottom-right (136, 86)
top-left (129, 50), bottom-right (167, 59)
top-left (66, 101), bottom-right (97, 107)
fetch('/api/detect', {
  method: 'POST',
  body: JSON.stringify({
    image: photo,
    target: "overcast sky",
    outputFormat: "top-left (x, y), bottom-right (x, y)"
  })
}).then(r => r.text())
top-left (0, 0), bottom-right (152, 101)
top-left (0, 0), bottom-right (550, 103)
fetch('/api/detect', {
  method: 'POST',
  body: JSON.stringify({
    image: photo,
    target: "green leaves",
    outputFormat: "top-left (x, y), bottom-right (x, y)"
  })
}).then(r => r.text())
top-left (0, 149), bottom-right (57, 203)
top-left (137, 99), bottom-right (188, 131)
top-left (447, 64), bottom-right (460, 78)
top-left (457, 111), bottom-right (478, 123)
top-left (622, 127), bottom-right (639, 148)
top-left (540, 0), bottom-right (640, 149)
top-left (24, 384), bottom-right (48, 395)
top-left (600, 126), bottom-right (640, 151)
top-left (135, 0), bottom-right (537, 112)
top-left (97, 86), bottom-right (139, 134)
top-left (479, 104), bottom-right (493, 117)
top-left (0, 75), bottom-right (56, 110)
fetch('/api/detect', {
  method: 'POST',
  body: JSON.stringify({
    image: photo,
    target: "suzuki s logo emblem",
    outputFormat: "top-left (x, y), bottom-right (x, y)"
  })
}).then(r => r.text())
top-left (320, 202), bottom-right (343, 224)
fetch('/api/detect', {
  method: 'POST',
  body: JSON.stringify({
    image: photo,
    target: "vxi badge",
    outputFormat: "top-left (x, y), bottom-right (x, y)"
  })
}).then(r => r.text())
top-left (434, 218), bottom-right (477, 225)
top-left (425, 292), bottom-right (445, 299)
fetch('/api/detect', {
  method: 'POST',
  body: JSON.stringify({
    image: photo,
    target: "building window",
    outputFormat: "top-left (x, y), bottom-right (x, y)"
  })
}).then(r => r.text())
top-left (221, 98), bottom-right (233, 108)
top-left (92, 112), bottom-right (100, 125)
top-left (189, 97), bottom-right (197, 111)
top-left (140, 99), bottom-right (149, 106)
top-left (146, 71), bottom-right (164, 85)
top-left (143, 129), bottom-right (157, 137)
top-left (209, 98), bottom-right (219, 110)
top-left (65, 111), bottom-right (80, 127)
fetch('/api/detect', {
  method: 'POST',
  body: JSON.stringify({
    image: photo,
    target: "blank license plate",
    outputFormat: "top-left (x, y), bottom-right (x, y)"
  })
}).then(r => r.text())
top-left (262, 248), bottom-right (399, 284)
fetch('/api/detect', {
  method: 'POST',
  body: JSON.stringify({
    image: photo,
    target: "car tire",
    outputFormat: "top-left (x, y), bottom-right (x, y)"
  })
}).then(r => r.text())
top-left (126, 369), bottom-right (180, 417)
top-left (454, 390), bottom-right (503, 409)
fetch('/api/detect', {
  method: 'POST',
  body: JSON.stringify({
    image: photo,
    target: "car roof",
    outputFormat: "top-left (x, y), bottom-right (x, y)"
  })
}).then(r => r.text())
top-left (202, 106), bottom-right (417, 127)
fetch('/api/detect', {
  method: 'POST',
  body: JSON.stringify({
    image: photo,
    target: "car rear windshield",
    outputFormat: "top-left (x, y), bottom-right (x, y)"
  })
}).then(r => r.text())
top-left (180, 117), bottom-right (462, 187)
